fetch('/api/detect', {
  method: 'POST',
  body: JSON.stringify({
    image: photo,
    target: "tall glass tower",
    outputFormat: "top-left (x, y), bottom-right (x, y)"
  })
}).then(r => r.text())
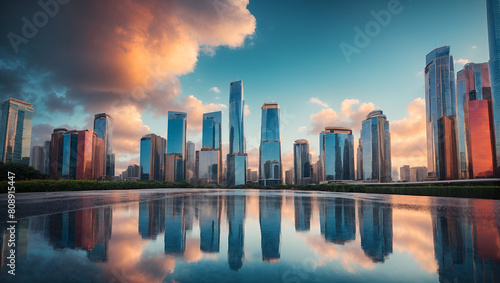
top-left (320, 127), bottom-right (355, 182)
top-left (293, 139), bottom-right (311, 186)
top-left (259, 103), bottom-right (282, 186)
top-left (140, 133), bottom-right (166, 181)
top-left (361, 110), bottom-right (392, 183)
top-left (93, 113), bottom-right (114, 177)
top-left (425, 46), bottom-right (458, 180)
top-left (0, 98), bottom-right (34, 165)
top-left (487, 0), bottom-right (500, 176)
top-left (198, 111), bottom-right (222, 184)
top-left (166, 111), bottom-right (187, 182)
top-left (227, 81), bottom-right (247, 186)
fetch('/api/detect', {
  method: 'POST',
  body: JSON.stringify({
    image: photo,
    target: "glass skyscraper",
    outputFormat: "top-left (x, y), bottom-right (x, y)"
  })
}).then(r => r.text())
top-left (360, 110), bottom-right (392, 183)
top-left (293, 139), bottom-right (312, 186)
top-left (166, 111), bottom-right (187, 182)
top-left (227, 81), bottom-right (247, 186)
top-left (93, 113), bottom-right (115, 177)
top-left (487, 0), bottom-right (500, 176)
top-left (425, 46), bottom-right (458, 180)
top-left (197, 111), bottom-right (222, 184)
top-left (140, 133), bottom-right (166, 181)
top-left (0, 98), bottom-right (33, 165)
top-left (320, 127), bottom-right (355, 182)
top-left (259, 102), bottom-right (282, 186)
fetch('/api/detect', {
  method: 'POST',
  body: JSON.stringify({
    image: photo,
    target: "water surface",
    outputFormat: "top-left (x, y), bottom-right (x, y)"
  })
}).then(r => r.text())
top-left (1, 189), bottom-right (499, 282)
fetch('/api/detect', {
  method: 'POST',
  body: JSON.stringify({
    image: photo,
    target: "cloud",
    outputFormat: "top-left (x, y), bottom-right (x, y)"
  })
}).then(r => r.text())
top-left (416, 71), bottom-right (424, 77)
top-left (245, 104), bottom-right (250, 116)
top-left (209, 87), bottom-right (220, 93)
top-left (0, 0), bottom-right (256, 175)
top-left (455, 58), bottom-right (470, 67)
top-left (308, 97), bottom-right (329, 108)
top-left (298, 126), bottom-right (307, 133)
top-left (309, 99), bottom-right (375, 135)
top-left (472, 46), bottom-right (478, 49)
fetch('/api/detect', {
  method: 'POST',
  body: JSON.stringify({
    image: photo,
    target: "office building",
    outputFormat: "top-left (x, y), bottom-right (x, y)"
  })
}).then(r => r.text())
top-left (284, 169), bottom-right (294, 185)
top-left (356, 137), bottom-right (363, 180)
top-left (94, 113), bottom-right (115, 177)
top-left (400, 165), bottom-right (410, 182)
top-left (293, 139), bottom-right (312, 185)
top-left (410, 167), bottom-right (428, 182)
top-left (197, 111), bottom-right (222, 184)
top-left (320, 127), bottom-right (355, 182)
top-left (0, 98), bottom-right (33, 165)
top-left (166, 111), bottom-right (187, 182)
top-left (140, 133), bottom-right (166, 181)
top-left (259, 102), bottom-right (282, 186)
top-left (487, 0), bottom-right (500, 176)
top-left (227, 81), bottom-right (247, 185)
top-left (360, 110), bottom-right (392, 182)
top-left (44, 140), bottom-right (50, 175)
top-left (31, 145), bottom-right (46, 173)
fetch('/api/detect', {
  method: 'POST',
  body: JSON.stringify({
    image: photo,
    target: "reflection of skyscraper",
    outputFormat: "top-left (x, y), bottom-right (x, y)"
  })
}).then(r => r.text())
top-left (259, 103), bottom-right (282, 186)
top-left (259, 195), bottom-right (282, 262)
top-left (94, 113), bottom-right (115, 177)
top-left (294, 196), bottom-right (311, 232)
top-left (138, 199), bottom-right (166, 240)
top-left (167, 111), bottom-right (187, 182)
top-left (425, 46), bottom-right (458, 180)
top-left (165, 197), bottom-right (186, 254)
top-left (319, 197), bottom-right (355, 244)
top-left (227, 81), bottom-right (247, 186)
top-left (199, 195), bottom-right (222, 253)
top-left (294, 140), bottom-right (312, 185)
top-left (320, 127), bottom-right (355, 182)
top-left (358, 200), bottom-right (393, 262)
top-left (226, 195), bottom-right (246, 271)
top-left (487, 0), bottom-right (500, 176)
top-left (361, 111), bottom-right (391, 182)
top-left (0, 98), bottom-right (33, 165)
top-left (140, 133), bottom-right (166, 181)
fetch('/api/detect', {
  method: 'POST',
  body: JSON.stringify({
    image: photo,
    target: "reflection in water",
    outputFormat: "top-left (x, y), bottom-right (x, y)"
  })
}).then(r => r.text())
top-left (319, 197), bottom-right (356, 244)
top-left (358, 199), bottom-right (393, 263)
top-left (259, 195), bottom-right (282, 262)
top-left (1, 191), bottom-right (500, 282)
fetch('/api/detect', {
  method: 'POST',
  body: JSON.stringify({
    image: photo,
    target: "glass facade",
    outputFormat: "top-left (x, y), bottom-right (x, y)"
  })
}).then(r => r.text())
top-left (320, 127), bottom-right (355, 182)
top-left (167, 111), bottom-right (187, 182)
top-left (361, 110), bottom-right (391, 182)
top-left (93, 113), bottom-right (114, 177)
top-left (487, 0), bottom-right (500, 176)
top-left (31, 145), bottom-right (46, 173)
top-left (356, 137), bottom-right (363, 180)
top-left (293, 139), bottom-right (311, 186)
top-left (425, 46), bottom-right (458, 180)
top-left (0, 98), bottom-right (33, 165)
top-left (259, 103), bottom-right (282, 186)
top-left (140, 134), bottom-right (166, 181)
top-left (49, 128), bottom-right (68, 179)
top-left (227, 81), bottom-right (247, 186)
top-left (198, 111), bottom-right (222, 184)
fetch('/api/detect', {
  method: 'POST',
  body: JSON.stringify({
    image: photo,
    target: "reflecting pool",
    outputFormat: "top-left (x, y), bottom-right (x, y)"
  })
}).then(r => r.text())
top-left (1, 189), bottom-right (499, 282)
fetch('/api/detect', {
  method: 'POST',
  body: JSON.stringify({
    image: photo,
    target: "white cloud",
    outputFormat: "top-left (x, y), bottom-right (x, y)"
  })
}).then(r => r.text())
top-left (472, 46), bottom-right (478, 49)
top-left (215, 96), bottom-right (220, 100)
top-left (245, 104), bottom-right (250, 116)
top-left (416, 71), bottom-right (424, 77)
top-left (298, 126), bottom-right (307, 133)
top-left (209, 87), bottom-right (220, 93)
top-left (455, 58), bottom-right (470, 67)
top-left (308, 97), bottom-right (329, 108)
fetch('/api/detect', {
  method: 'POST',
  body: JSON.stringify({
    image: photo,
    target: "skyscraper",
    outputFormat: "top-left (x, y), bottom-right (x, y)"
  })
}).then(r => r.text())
top-left (166, 111), bottom-right (187, 182)
top-left (31, 145), bottom-right (46, 173)
top-left (356, 136), bottom-right (363, 180)
top-left (400, 165), bottom-right (410, 182)
top-left (140, 133), bottom-right (166, 181)
top-left (186, 141), bottom-right (196, 183)
top-left (293, 139), bottom-right (312, 186)
top-left (197, 111), bottom-right (222, 184)
top-left (0, 98), bottom-right (33, 165)
top-left (227, 81), bottom-right (247, 186)
top-left (360, 110), bottom-right (392, 182)
top-left (259, 102), bottom-right (282, 186)
top-left (320, 127), bottom-right (355, 182)
top-left (487, 0), bottom-right (500, 176)
top-left (93, 113), bottom-right (114, 177)
top-left (425, 46), bottom-right (458, 180)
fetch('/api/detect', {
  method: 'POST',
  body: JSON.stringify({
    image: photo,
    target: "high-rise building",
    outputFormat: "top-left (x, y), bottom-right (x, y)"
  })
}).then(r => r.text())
top-left (44, 140), bottom-right (50, 175)
top-left (320, 127), bottom-right (355, 182)
top-left (186, 141), bottom-right (196, 184)
top-left (187, 141), bottom-right (195, 162)
top-left (49, 129), bottom-right (105, 180)
top-left (284, 169), bottom-right (294, 185)
top-left (166, 111), bottom-right (187, 182)
top-left (425, 46), bottom-right (459, 180)
top-left (94, 113), bottom-right (114, 177)
top-left (197, 111), bottom-right (222, 185)
top-left (0, 98), bottom-right (33, 165)
top-left (227, 81), bottom-right (247, 186)
top-left (293, 139), bottom-right (312, 186)
top-left (400, 165), bottom-right (410, 182)
top-left (487, 0), bottom-right (500, 176)
top-left (360, 110), bottom-right (392, 182)
top-left (356, 137), bottom-right (363, 180)
top-left (410, 167), bottom-right (428, 182)
top-left (31, 145), bottom-right (46, 173)
top-left (259, 102), bottom-right (282, 186)
top-left (140, 133), bottom-right (166, 181)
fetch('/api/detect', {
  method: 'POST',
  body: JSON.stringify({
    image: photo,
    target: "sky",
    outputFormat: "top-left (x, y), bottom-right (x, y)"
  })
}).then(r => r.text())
top-left (0, 0), bottom-right (491, 179)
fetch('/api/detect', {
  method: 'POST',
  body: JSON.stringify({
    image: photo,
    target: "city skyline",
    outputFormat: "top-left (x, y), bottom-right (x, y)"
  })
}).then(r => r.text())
top-left (0, 0), bottom-right (494, 180)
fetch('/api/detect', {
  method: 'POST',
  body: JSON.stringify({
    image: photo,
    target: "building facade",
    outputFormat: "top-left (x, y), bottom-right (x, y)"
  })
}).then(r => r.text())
top-left (360, 110), bottom-right (392, 182)
top-left (487, 0), bottom-right (500, 176)
top-left (31, 145), bottom-right (46, 173)
top-left (93, 113), bottom-right (115, 177)
top-left (167, 111), bottom-right (187, 182)
top-left (227, 81), bottom-right (247, 186)
top-left (400, 165), bottom-right (410, 182)
top-left (425, 46), bottom-right (458, 180)
top-left (140, 133), bottom-right (166, 181)
top-left (293, 139), bottom-right (312, 186)
top-left (197, 111), bottom-right (222, 184)
top-left (259, 103), bottom-right (282, 186)
top-left (410, 167), bottom-right (428, 182)
top-left (0, 98), bottom-right (33, 165)
top-left (320, 127), bottom-right (355, 182)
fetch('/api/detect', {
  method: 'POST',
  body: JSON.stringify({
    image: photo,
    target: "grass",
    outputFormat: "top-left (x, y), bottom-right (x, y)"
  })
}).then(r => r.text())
top-left (1, 180), bottom-right (499, 199)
